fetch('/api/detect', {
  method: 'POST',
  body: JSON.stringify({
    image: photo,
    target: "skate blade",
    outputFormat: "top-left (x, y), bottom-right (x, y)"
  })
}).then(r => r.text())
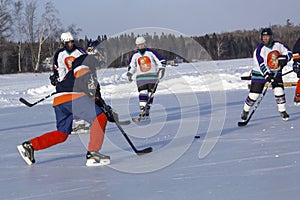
top-left (116, 120), bottom-right (131, 125)
top-left (86, 158), bottom-right (110, 167)
top-left (132, 117), bottom-right (141, 122)
top-left (71, 129), bottom-right (89, 135)
top-left (17, 145), bottom-right (33, 165)
top-left (132, 116), bottom-right (149, 122)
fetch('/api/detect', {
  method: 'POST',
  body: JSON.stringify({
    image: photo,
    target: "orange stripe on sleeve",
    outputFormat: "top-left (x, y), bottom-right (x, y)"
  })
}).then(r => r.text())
top-left (74, 66), bottom-right (90, 78)
top-left (293, 54), bottom-right (300, 60)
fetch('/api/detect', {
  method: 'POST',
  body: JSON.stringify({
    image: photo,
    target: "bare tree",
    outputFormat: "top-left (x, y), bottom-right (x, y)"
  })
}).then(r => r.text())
top-left (47, 25), bottom-right (62, 57)
top-left (0, 0), bottom-right (12, 40)
top-left (216, 37), bottom-right (225, 60)
top-left (12, 1), bottom-right (25, 72)
top-left (34, 1), bottom-right (59, 71)
top-left (66, 24), bottom-right (82, 39)
top-left (0, 0), bottom-right (12, 73)
top-left (25, 0), bottom-right (37, 71)
top-left (1, 51), bottom-right (7, 73)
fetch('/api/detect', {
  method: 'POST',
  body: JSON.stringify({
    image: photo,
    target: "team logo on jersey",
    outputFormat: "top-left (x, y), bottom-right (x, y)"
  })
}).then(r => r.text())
top-left (267, 50), bottom-right (280, 69)
top-left (64, 56), bottom-right (76, 71)
top-left (138, 56), bottom-right (152, 72)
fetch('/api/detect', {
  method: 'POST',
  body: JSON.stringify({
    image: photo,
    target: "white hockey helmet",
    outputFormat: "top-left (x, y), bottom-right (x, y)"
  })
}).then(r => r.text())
top-left (135, 36), bottom-right (146, 45)
top-left (60, 32), bottom-right (74, 43)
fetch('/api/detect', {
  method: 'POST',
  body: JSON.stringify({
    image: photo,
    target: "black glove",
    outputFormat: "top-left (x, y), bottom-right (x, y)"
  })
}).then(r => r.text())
top-left (264, 71), bottom-right (274, 82)
top-left (49, 74), bottom-right (58, 86)
top-left (127, 72), bottom-right (133, 82)
top-left (293, 60), bottom-right (300, 78)
top-left (277, 55), bottom-right (288, 68)
top-left (102, 104), bottom-right (115, 122)
top-left (157, 68), bottom-right (165, 79)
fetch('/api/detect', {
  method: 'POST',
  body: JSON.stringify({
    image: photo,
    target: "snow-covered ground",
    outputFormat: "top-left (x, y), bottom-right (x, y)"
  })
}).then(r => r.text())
top-left (1, 58), bottom-right (300, 199)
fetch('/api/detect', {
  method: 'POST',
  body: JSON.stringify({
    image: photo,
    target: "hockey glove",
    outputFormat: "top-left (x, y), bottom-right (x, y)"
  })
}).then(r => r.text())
top-left (293, 60), bottom-right (300, 78)
top-left (277, 55), bottom-right (288, 68)
top-left (158, 68), bottom-right (165, 79)
top-left (264, 71), bottom-right (274, 82)
top-left (102, 104), bottom-right (115, 122)
top-left (127, 72), bottom-right (133, 82)
top-left (49, 74), bottom-right (59, 86)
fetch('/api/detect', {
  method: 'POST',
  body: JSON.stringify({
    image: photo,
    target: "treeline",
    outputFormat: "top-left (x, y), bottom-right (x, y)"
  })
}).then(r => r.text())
top-left (1, 0), bottom-right (300, 73)
top-left (102, 23), bottom-right (300, 68)
top-left (0, 0), bottom-right (89, 74)
top-left (193, 23), bottom-right (300, 60)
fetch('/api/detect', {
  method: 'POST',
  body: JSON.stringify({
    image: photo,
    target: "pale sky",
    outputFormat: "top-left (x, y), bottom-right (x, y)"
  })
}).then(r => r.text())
top-left (38, 0), bottom-right (300, 39)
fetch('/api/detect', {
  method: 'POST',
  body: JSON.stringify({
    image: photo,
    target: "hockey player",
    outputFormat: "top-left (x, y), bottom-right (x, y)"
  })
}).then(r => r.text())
top-left (50, 32), bottom-right (87, 84)
top-left (127, 36), bottom-right (166, 119)
top-left (241, 28), bottom-right (292, 121)
top-left (291, 37), bottom-right (300, 105)
top-left (17, 55), bottom-right (112, 167)
top-left (50, 32), bottom-right (88, 133)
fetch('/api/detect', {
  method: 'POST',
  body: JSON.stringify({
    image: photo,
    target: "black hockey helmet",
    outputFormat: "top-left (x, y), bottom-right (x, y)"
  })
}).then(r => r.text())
top-left (260, 28), bottom-right (274, 47)
top-left (260, 28), bottom-right (273, 38)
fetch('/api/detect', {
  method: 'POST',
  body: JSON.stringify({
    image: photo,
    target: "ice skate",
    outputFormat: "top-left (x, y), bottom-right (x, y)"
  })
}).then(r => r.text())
top-left (17, 141), bottom-right (35, 165)
top-left (241, 110), bottom-right (249, 121)
top-left (294, 96), bottom-right (300, 106)
top-left (294, 95), bottom-right (300, 106)
top-left (280, 111), bottom-right (289, 121)
top-left (71, 120), bottom-right (90, 134)
top-left (138, 105), bottom-right (151, 121)
top-left (294, 101), bottom-right (300, 106)
top-left (86, 151), bottom-right (110, 167)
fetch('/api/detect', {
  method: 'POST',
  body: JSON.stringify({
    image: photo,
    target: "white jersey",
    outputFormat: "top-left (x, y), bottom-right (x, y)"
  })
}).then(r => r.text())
top-left (128, 48), bottom-right (165, 78)
top-left (253, 41), bottom-right (292, 75)
top-left (53, 46), bottom-right (86, 81)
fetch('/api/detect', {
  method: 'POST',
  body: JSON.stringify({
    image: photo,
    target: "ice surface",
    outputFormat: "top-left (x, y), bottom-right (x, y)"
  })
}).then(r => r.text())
top-left (0, 59), bottom-right (300, 200)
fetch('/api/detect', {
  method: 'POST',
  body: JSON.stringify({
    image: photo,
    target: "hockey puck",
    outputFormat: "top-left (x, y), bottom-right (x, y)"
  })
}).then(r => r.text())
top-left (194, 135), bottom-right (200, 139)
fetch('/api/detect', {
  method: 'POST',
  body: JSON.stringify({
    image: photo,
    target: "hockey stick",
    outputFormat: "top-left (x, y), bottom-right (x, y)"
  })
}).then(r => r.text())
top-left (114, 118), bottom-right (153, 155)
top-left (19, 92), bottom-right (56, 107)
top-left (132, 78), bottom-right (160, 122)
top-left (241, 69), bottom-right (293, 80)
top-left (238, 69), bottom-right (281, 127)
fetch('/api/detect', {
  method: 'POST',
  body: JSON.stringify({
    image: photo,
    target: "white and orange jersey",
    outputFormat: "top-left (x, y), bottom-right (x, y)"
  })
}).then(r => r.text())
top-left (253, 41), bottom-right (292, 74)
top-left (53, 46), bottom-right (86, 81)
top-left (127, 48), bottom-right (165, 77)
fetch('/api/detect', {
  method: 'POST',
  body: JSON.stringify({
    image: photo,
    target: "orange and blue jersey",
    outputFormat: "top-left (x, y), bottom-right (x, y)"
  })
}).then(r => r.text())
top-left (52, 55), bottom-right (92, 106)
top-left (52, 55), bottom-right (104, 134)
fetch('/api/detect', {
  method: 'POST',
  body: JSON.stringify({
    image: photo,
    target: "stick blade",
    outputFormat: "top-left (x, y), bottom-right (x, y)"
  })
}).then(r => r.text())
top-left (137, 147), bottom-right (153, 155)
top-left (237, 121), bottom-right (248, 127)
top-left (19, 97), bottom-right (34, 107)
top-left (112, 112), bottom-right (131, 125)
top-left (241, 76), bottom-right (251, 80)
top-left (117, 120), bottom-right (131, 125)
top-left (132, 117), bottom-right (141, 122)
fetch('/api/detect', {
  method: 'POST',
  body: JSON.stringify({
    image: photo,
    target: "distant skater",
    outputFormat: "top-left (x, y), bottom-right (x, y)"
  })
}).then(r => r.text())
top-left (127, 36), bottom-right (166, 120)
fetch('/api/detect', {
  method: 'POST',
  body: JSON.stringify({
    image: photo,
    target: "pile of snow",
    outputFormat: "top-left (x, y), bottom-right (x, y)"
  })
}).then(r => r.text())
top-left (0, 58), bottom-right (298, 109)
